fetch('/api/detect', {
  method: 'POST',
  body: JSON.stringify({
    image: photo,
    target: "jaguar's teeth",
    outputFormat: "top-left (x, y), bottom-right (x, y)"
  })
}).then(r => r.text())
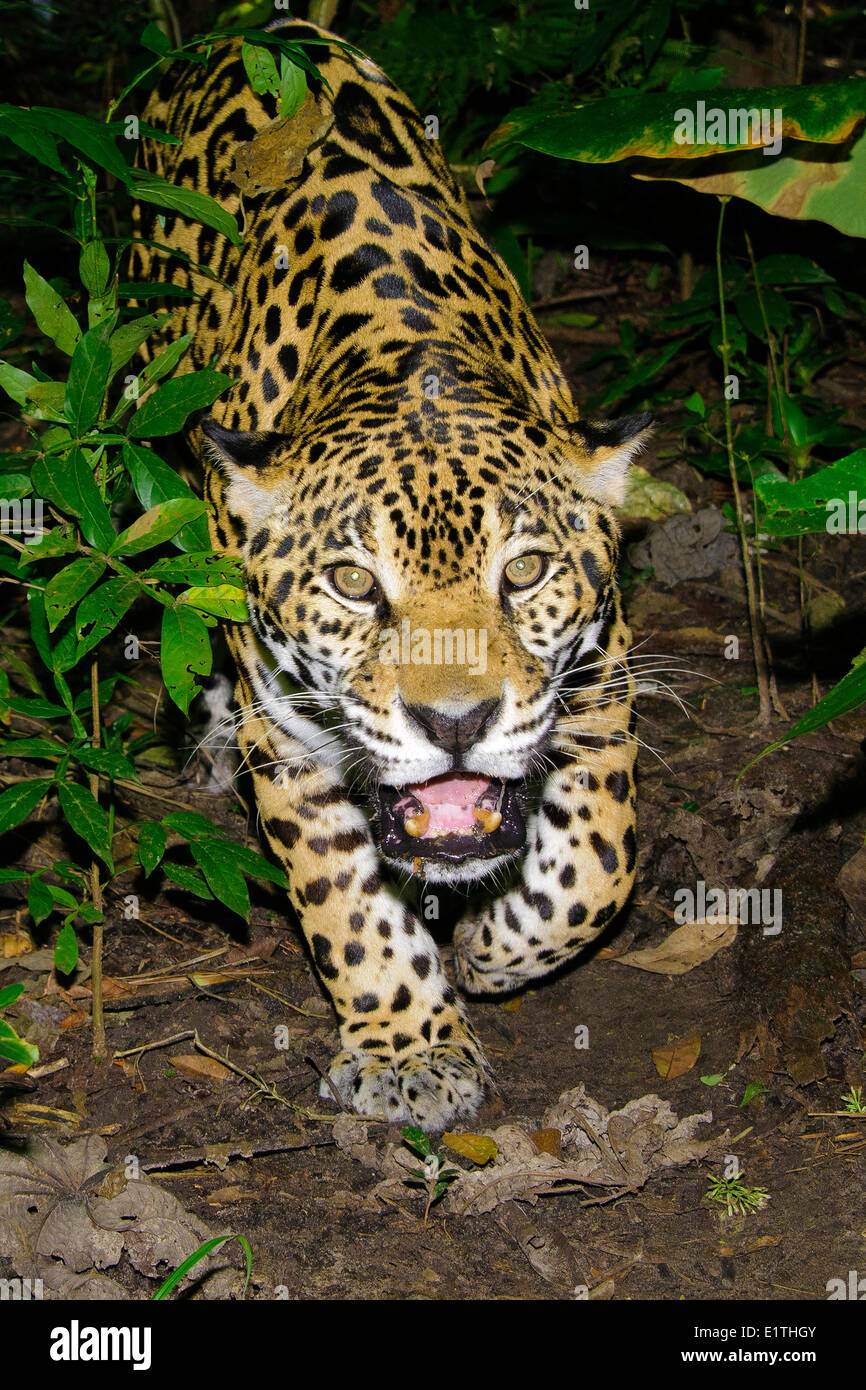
top-left (404, 807), bottom-right (430, 838)
top-left (473, 806), bottom-right (502, 834)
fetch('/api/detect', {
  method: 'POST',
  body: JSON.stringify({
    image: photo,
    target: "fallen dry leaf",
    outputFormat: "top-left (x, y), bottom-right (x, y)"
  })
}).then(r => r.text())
top-left (443, 1132), bottom-right (498, 1165)
top-left (171, 1054), bottom-right (236, 1083)
top-left (530, 1128), bottom-right (562, 1158)
top-left (744, 1234), bottom-right (783, 1252)
top-left (0, 1135), bottom-right (240, 1298)
top-left (653, 1033), bottom-right (701, 1080)
top-left (334, 1086), bottom-right (724, 1220)
top-left (617, 919), bottom-right (737, 975)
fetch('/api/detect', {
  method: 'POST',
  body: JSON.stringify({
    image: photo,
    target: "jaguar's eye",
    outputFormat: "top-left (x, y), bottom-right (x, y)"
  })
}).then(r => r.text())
top-left (332, 564), bottom-right (377, 599)
top-left (503, 553), bottom-right (547, 590)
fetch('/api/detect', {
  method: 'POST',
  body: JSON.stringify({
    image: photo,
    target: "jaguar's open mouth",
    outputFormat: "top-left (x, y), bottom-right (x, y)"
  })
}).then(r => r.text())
top-left (375, 773), bottom-right (526, 864)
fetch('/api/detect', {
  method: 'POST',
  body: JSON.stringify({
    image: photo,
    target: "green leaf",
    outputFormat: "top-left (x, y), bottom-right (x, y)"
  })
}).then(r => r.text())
top-left (122, 440), bottom-right (210, 552)
top-left (0, 779), bottom-right (52, 835)
top-left (242, 41), bottom-right (280, 98)
top-left (130, 168), bottom-right (242, 248)
top-left (151, 1234), bottom-right (252, 1301)
top-left (162, 862), bottom-right (214, 900)
top-left (138, 821), bottom-right (167, 876)
top-left (178, 583), bottom-right (249, 621)
top-left (44, 556), bottom-right (106, 630)
top-left (32, 106), bottom-right (132, 181)
top-left (140, 21), bottom-right (172, 55)
top-left (755, 448), bottom-right (866, 536)
top-left (755, 254), bottom-right (834, 286)
top-left (0, 736), bottom-right (64, 760)
top-left (402, 1125), bottom-right (432, 1157)
top-left (57, 781), bottom-right (113, 871)
top-left (28, 876), bottom-right (54, 926)
top-left (18, 526), bottom-right (78, 566)
top-left (190, 837), bottom-right (249, 919)
top-left (138, 332), bottom-right (193, 388)
top-left (220, 839), bottom-right (287, 889)
top-left (162, 811), bottom-right (221, 840)
top-left (64, 319), bottom-right (115, 433)
top-left (280, 55), bottom-right (307, 119)
top-left (487, 81), bottom-right (866, 163)
top-left (0, 981), bottom-right (25, 1008)
top-left (160, 605), bottom-right (212, 714)
top-left (23, 261), bottom-right (82, 356)
top-left (111, 497), bottom-right (208, 557)
top-left (7, 696), bottom-right (68, 719)
top-left (108, 311), bottom-right (172, 379)
top-left (145, 553), bottom-right (240, 586)
top-left (743, 648), bottom-right (866, 774)
top-left (32, 446), bottom-right (115, 549)
top-left (0, 361), bottom-right (40, 408)
top-left (80, 241), bottom-right (111, 298)
top-left (71, 578), bottom-right (140, 665)
top-left (0, 105), bottom-right (63, 171)
top-left (0, 1027), bottom-right (39, 1066)
top-left (72, 746), bottom-right (137, 781)
top-left (127, 368), bottom-right (233, 438)
top-left (54, 919), bottom-right (79, 975)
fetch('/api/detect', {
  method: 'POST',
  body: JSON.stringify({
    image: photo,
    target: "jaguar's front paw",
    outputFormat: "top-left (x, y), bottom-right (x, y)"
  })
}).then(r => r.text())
top-left (320, 1041), bottom-right (490, 1130)
top-left (453, 913), bottom-right (538, 995)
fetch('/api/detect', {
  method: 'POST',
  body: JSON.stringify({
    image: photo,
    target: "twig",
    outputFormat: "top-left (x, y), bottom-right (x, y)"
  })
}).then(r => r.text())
top-left (89, 656), bottom-right (105, 1058)
top-left (715, 198), bottom-right (772, 725)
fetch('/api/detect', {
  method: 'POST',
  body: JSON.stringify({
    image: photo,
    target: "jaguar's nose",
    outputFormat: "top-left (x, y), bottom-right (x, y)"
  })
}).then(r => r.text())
top-left (406, 699), bottom-right (500, 755)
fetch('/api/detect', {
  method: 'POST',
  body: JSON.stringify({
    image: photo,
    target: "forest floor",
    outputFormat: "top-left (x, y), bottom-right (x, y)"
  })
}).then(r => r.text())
top-left (1, 259), bottom-right (865, 1302)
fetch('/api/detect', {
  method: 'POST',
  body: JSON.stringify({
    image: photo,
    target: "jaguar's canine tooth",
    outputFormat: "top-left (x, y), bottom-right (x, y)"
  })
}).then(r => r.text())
top-left (473, 806), bottom-right (502, 834)
top-left (405, 807), bottom-right (430, 837)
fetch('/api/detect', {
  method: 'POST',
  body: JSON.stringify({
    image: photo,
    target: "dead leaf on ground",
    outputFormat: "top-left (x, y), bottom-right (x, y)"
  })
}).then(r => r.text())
top-left (496, 1201), bottom-right (579, 1288)
top-left (442, 1132), bottom-right (498, 1165)
top-left (530, 1128), bottom-right (562, 1157)
top-left (0, 1135), bottom-right (240, 1298)
top-left (171, 1054), bottom-right (236, 1083)
top-left (653, 1033), bottom-right (702, 1080)
top-left (617, 919), bottom-right (737, 975)
top-left (334, 1085), bottom-right (724, 1219)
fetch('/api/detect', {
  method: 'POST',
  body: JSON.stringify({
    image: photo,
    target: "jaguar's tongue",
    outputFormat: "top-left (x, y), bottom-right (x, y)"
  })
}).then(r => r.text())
top-left (395, 774), bottom-right (500, 839)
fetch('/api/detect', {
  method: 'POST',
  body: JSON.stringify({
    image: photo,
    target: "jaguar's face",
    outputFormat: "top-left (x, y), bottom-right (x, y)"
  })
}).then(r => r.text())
top-left (202, 410), bottom-right (649, 884)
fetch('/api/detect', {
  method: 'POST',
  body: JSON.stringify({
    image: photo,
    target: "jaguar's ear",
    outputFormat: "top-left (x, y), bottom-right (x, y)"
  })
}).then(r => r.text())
top-left (572, 411), bottom-right (654, 507)
top-left (200, 418), bottom-right (285, 528)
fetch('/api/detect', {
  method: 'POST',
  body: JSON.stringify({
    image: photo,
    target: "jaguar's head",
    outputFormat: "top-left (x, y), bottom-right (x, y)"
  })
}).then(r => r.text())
top-left (201, 407), bottom-right (650, 885)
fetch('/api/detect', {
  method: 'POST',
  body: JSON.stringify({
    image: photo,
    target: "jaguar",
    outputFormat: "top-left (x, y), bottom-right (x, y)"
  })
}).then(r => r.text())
top-left (130, 19), bottom-right (652, 1129)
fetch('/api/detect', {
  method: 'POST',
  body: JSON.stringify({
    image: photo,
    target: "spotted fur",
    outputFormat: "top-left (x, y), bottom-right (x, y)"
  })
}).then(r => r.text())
top-left (131, 21), bottom-right (651, 1127)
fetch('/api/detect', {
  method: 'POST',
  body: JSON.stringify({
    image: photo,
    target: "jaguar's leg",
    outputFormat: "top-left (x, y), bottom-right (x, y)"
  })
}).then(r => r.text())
top-left (454, 691), bottom-right (637, 995)
top-left (232, 670), bottom-right (490, 1128)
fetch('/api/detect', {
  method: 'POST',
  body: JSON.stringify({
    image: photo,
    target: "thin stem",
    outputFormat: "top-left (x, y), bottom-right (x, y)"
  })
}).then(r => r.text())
top-left (715, 198), bottom-right (772, 725)
top-left (89, 656), bottom-right (105, 1057)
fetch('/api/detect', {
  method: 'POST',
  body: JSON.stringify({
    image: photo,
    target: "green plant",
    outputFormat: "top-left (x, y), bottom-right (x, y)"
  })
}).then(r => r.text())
top-left (840, 1085), bottom-right (865, 1115)
top-left (0, 24), bottom-right (338, 1054)
top-left (0, 980), bottom-right (38, 1065)
top-left (151, 1232), bottom-right (252, 1300)
top-left (402, 1126), bottom-right (460, 1222)
top-left (706, 1171), bottom-right (770, 1217)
